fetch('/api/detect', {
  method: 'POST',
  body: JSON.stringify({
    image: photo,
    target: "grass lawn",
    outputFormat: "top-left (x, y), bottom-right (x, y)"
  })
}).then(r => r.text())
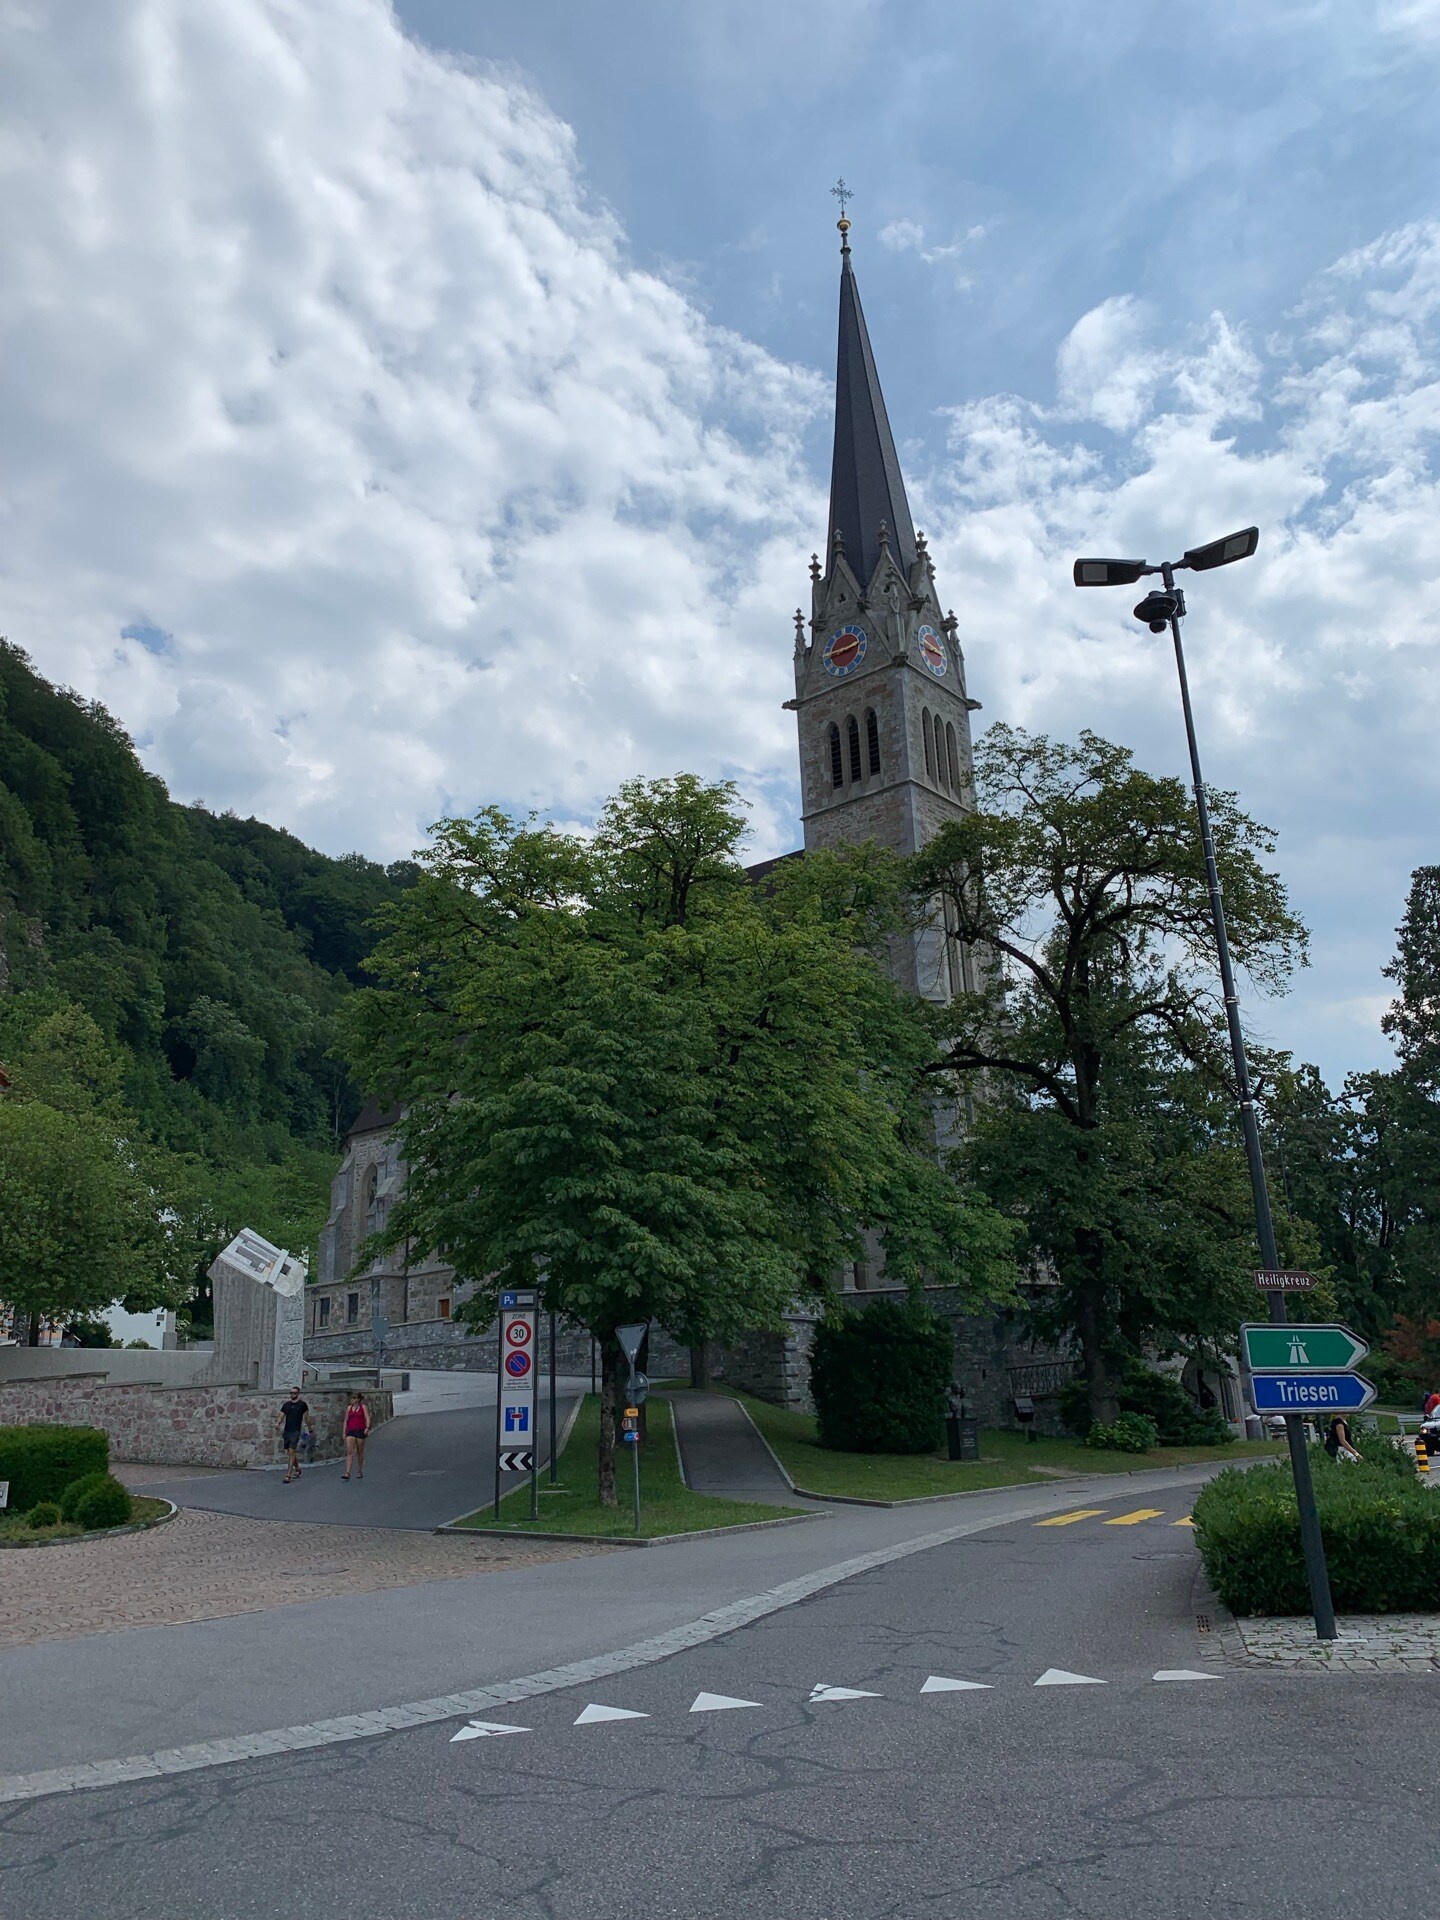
top-left (729, 1390), bottom-right (1286, 1502)
top-left (451, 1395), bottom-right (807, 1539)
top-left (0, 1493), bottom-right (170, 1546)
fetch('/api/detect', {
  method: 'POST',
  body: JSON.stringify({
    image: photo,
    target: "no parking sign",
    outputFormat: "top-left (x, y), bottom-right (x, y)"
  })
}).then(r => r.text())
top-left (495, 1291), bottom-right (539, 1519)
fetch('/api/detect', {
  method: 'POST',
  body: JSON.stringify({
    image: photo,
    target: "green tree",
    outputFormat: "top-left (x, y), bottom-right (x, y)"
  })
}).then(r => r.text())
top-left (912, 726), bottom-right (1310, 1424)
top-left (0, 1099), bottom-right (194, 1338)
top-left (346, 777), bottom-right (1016, 1503)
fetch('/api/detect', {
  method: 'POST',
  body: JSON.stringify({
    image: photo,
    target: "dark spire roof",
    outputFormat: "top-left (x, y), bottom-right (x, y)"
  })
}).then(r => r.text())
top-left (827, 238), bottom-right (918, 589)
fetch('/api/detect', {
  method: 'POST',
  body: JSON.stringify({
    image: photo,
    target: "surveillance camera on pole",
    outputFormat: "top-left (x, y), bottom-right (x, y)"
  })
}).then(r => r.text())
top-left (1071, 524), bottom-right (1338, 1644)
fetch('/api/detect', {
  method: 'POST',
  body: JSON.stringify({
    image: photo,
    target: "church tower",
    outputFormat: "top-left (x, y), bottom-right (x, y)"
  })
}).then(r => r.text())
top-left (788, 207), bottom-right (982, 1003)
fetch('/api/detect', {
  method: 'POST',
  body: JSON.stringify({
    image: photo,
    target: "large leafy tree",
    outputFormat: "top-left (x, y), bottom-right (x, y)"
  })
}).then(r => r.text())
top-left (912, 726), bottom-right (1311, 1424)
top-left (346, 776), bottom-right (1016, 1502)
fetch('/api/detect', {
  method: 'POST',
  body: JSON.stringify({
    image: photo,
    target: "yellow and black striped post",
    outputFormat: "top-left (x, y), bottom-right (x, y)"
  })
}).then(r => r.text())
top-left (1417, 1435), bottom-right (1430, 1476)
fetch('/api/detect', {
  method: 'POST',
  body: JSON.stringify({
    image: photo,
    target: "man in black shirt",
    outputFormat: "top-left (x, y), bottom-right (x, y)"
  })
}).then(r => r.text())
top-left (276, 1386), bottom-right (312, 1483)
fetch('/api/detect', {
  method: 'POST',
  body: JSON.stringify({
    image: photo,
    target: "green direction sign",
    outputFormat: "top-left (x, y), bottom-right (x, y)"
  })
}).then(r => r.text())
top-left (1241, 1324), bottom-right (1369, 1374)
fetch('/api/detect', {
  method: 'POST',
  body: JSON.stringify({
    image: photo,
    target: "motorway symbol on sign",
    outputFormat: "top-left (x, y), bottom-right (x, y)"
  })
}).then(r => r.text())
top-left (1254, 1269), bottom-right (1316, 1292)
top-left (498, 1448), bottom-right (533, 1474)
top-left (1241, 1324), bottom-right (1369, 1373)
top-left (1251, 1373), bottom-right (1376, 1412)
top-left (504, 1350), bottom-right (532, 1378)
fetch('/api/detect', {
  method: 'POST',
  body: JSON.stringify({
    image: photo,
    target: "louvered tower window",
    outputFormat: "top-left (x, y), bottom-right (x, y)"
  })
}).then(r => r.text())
top-left (865, 708), bottom-right (880, 774)
top-left (846, 715), bottom-right (862, 783)
top-left (946, 721), bottom-right (961, 792)
top-left (828, 723), bottom-right (843, 788)
top-left (922, 709), bottom-right (935, 779)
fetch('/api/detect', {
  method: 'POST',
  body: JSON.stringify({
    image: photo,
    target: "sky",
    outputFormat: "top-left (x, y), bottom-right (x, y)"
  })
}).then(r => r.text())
top-left (2, 0), bottom-right (1439, 1088)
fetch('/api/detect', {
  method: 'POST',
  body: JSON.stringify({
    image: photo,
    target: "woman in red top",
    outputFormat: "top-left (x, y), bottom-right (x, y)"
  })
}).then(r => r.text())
top-left (342, 1391), bottom-right (372, 1480)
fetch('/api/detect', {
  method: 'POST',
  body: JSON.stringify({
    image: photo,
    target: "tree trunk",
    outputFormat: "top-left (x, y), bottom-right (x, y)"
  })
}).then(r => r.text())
top-left (689, 1342), bottom-right (709, 1388)
top-left (597, 1331), bottom-right (621, 1508)
top-left (1075, 1264), bottom-right (1121, 1427)
top-left (26, 1313), bottom-right (41, 1347)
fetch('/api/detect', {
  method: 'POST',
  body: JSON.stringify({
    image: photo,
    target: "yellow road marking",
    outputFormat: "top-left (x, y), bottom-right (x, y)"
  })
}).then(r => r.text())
top-left (1103, 1508), bottom-right (1165, 1526)
top-left (1034, 1509), bottom-right (1108, 1527)
top-left (1172, 1516), bottom-right (1195, 1528)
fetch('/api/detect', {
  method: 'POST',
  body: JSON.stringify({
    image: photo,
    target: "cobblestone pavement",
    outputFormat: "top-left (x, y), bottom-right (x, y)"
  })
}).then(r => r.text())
top-left (1218, 1610), bottom-right (1440, 1672)
top-left (0, 1507), bottom-right (601, 1649)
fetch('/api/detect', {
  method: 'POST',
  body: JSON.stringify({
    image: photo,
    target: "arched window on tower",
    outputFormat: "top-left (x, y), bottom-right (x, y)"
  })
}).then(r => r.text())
top-left (865, 708), bottom-right (881, 775)
top-left (934, 713), bottom-right (949, 789)
top-left (922, 709), bottom-right (936, 780)
top-left (946, 721), bottom-right (961, 793)
top-left (828, 723), bottom-right (843, 789)
top-left (846, 714), bottom-right (862, 783)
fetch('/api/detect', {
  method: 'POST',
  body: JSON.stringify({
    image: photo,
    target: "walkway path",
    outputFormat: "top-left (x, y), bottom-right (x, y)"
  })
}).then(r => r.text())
top-left (130, 1385), bottom-right (580, 1531)
top-left (666, 1389), bottom-right (798, 1503)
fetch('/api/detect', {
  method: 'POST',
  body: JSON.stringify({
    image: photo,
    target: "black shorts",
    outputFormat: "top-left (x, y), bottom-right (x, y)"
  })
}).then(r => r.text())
top-left (283, 1429), bottom-right (304, 1449)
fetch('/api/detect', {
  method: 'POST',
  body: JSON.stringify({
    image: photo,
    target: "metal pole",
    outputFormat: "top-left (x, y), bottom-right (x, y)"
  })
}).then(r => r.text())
top-left (529, 1299), bottom-right (539, 1522)
top-left (1163, 565), bottom-right (1336, 1640)
top-left (629, 1360), bottom-right (641, 1534)
top-left (549, 1308), bottom-right (559, 1484)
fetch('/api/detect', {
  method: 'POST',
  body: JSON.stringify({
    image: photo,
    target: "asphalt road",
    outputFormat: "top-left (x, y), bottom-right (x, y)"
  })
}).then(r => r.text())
top-left (4, 1490), bottom-right (1436, 1919)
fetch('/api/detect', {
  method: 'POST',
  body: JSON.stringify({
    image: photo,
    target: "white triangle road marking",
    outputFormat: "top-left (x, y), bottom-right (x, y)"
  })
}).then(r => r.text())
top-left (1034, 1668), bottom-right (1106, 1687)
top-left (809, 1684), bottom-right (880, 1703)
top-left (1153, 1669), bottom-right (1221, 1682)
top-left (689, 1692), bottom-right (761, 1714)
top-left (450, 1720), bottom-right (529, 1741)
top-left (920, 1675), bottom-right (992, 1694)
top-left (573, 1702), bottom-right (649, 1726)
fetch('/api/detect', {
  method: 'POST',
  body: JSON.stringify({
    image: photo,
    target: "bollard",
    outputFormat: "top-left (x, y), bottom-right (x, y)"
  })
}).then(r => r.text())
top-left (1417, 1436), bottom-right (1430, 1475)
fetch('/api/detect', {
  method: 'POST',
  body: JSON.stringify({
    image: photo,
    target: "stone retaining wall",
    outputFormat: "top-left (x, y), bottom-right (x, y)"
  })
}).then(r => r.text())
top-left (306, 1313), bottom-right (691, 1381)
top-left (0, 1374), bottom-right (392, 1468)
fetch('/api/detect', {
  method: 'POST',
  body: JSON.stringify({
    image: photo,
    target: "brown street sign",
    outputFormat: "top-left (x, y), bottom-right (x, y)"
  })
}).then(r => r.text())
top-left (1254, 1270), bottom-right (1316, 1292)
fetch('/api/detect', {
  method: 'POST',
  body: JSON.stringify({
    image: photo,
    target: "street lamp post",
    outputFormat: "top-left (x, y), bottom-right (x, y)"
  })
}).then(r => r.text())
top-left (1073, 528), bottom-right (1337, 1641)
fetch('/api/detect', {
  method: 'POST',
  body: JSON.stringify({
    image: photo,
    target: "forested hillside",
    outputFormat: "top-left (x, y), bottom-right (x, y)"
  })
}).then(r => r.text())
top-left (0, 641), bottom-right (414, 1327)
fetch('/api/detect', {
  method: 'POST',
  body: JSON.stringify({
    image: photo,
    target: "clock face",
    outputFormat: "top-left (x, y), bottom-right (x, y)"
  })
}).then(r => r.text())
top-left (823, 625), bottom-right (867, 677)
top-left (918, 624), bottom-right (947, 678)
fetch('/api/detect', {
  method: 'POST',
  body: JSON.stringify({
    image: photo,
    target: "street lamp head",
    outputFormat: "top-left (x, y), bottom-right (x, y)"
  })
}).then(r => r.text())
top-left (1072, 557), bottom-right (1148, 587)
top-left (1180, 526), bottom-right (1259, 572)
top-left (1133, 588), bottom-right (1181, 633)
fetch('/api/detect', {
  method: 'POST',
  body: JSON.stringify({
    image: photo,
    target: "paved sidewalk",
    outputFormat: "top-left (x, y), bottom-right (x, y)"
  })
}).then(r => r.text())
top-left (667, 1389), bottom-right (797, 1502)
top-left (0, 1507), bottom-right (597, 1649)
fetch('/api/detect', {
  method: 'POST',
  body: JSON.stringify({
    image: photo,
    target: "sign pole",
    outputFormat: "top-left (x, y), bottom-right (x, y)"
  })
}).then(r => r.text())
top-left (549, 1308), bottom-right (559, 1486)
top-left (492, 1347), bottom-right (503, 1521)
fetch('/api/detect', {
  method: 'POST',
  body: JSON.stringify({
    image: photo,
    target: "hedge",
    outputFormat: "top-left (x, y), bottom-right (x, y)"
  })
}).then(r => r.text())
top-left (810, 1299), bottom-right (953, 1454)
top-left (0, 1425), bottom-right (109, 1513)
top-left (1193, 1444), bottom-right (1440, 1615)
top-left (73, 1475), bottom-right (132, 1530)
top-left (1061, 1365), bottom-right (1232, 1447)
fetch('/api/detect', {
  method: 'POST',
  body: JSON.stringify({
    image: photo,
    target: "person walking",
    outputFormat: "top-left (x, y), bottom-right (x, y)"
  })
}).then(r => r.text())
top-left (342, 1390), bottom-right (372, 1480)
top-left (276, 1386), bottom-right (312, 1483)
top-left (1324, 1413), bottom-right (1362, 1463)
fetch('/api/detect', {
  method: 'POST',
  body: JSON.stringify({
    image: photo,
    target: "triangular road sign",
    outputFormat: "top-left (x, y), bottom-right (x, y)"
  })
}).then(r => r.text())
top-left (1034, 1668), bottom-right (1105, 1687)
top-left (616, 1323), bottom-right (647, 1363)
top-left (689, 1692), bottom-right (760, 1714)
top-left (1153, 1669), bottom-right (1220, 1682)
top-left (450, 1720), bottom-right (528, 1741)
top-left (920, 1675), bottom-right (991, 1694)
top-left (808, 1684), bottom-right (880, 1703)
top-left (574, 1702), bottom-right (648, 1725)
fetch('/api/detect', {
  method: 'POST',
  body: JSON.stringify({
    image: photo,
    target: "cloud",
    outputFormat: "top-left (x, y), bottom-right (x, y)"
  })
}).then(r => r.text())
top-left (921, 228), bottom-right (1440, 1079)
top-left (877, 215), bottom-right (988, 287)
top-left (0, 0), bottom-right (823, 861)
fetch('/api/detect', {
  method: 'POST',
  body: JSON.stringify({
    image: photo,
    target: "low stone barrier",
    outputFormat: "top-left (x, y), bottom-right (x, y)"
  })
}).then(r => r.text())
top-left (0, 1375), bottom-right (392, 1469)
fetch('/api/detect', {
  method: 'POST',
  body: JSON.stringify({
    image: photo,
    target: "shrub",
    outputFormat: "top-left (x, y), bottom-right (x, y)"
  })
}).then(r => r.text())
top-left (73, 1476), bottom-right (133, 1531)
top-left (60, 1470), bottom-right (112, 1522)
top-left (27, 1501), bottom-right (64, 1529)
top-left (810, 1299), bottom-right (953, 1454)
top-left (0, 1425), bottom-right (109, 1512)
top-left (1086, 1411), bottom-right (1159, 1454)
top-left (1061, 1366), bottom-right (1233, 1445)
top-left (1193, 1455), bottom-right (1440, 1615)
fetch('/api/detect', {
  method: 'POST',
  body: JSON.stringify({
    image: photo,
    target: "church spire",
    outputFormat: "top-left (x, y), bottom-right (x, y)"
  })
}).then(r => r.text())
top-left (826, 190), bottom-right (918, 590)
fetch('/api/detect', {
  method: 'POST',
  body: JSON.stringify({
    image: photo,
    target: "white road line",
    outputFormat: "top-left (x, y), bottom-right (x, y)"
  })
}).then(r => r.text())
top-left (689, 1692), bottom-right (760, 1713)
top-left (1153, 1669), bottom-right (1221, 1682)
top-left (450, 1721), bottom-right (528, 1742)
top-left (1034, 1669), bottom-right (1106, 1687)
top-left (574, 1703), bottom-right (648, 1726)
top-left (920, 1676), bottom-right (991, 1693)
top-left (809, 1684), bottom-right (880, 1703)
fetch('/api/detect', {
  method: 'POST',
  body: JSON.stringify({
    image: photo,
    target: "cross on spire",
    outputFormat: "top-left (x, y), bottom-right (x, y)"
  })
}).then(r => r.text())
top-left (831, 178), bottom-right (853, 252)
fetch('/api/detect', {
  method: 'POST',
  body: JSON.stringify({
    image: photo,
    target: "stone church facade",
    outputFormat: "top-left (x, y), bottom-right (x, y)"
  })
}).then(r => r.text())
top-left (305, 217), bottom-right (1082, 1427)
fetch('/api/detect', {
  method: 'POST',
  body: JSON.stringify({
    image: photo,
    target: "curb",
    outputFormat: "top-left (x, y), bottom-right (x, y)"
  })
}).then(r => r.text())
top-left (435, 1509), bottom-right (825, 1548)
top-left (0, 1499), bottom-right (179, 1550)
